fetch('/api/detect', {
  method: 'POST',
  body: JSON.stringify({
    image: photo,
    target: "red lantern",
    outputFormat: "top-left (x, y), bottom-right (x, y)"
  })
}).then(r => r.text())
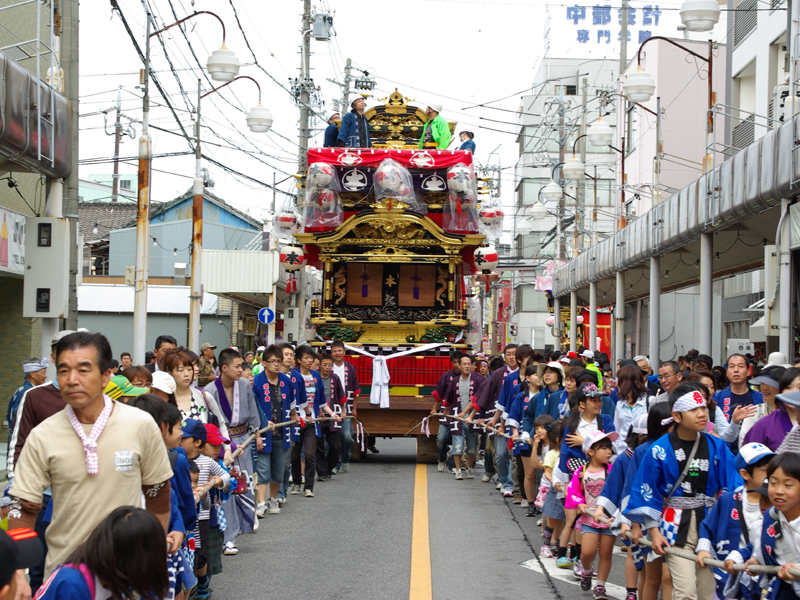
top-left (280, 244), bottom-right (307, 294)
top-left (479, 207), bottom-right (497, 225)
top-left (493, 209), bottom-right (504, 225)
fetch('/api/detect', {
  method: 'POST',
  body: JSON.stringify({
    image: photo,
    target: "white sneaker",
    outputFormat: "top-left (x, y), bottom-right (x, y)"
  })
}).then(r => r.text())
top-left (438, 461), bottom-right (445, 472)
top-left (304, 488), bottom-right (314, 497)
top-left (256, 502), bottom-right (267, 518)
top-left (277, 496), bottom-right (287, 506)
top-left (268, 498), bottom-right (281, 514)
top-left (502, 486), bottom-right (513, 498)
top-left (290, 484), bottom-right (301, 495)
top-left (466, 468), bottom-right (475, 479)
top-left (520, 499), bottom-right (529, 508)
top-left (224, 541), bottom-right (238, 555)
top-left (454, 468), bottom-right (464, 480)
top-left (482, 473), bottom-right (493, 483)
top-left (496, 481), bottom-right (503, 490)
top-left (252, 516), bottom-right (259, 531)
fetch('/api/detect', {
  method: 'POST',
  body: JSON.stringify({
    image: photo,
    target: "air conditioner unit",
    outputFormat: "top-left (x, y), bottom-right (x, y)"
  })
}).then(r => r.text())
top-left (771, 84), bottom-right (799, 123)
top-left (174, 263), bottom-right (187, 286)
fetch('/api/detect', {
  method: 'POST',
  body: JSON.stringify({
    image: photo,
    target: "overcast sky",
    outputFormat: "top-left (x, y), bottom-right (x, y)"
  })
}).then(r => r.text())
top-left (77, 0), bottom-right (727, 230)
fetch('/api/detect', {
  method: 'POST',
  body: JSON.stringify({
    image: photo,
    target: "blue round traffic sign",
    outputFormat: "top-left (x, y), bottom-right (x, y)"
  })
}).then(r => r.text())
top-left (258, 307), bottom-right (275, 324)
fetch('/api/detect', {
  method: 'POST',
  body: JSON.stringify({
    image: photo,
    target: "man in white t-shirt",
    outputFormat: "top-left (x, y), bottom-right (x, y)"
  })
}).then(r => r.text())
top-left (8, 331), bottom-right (173, 576)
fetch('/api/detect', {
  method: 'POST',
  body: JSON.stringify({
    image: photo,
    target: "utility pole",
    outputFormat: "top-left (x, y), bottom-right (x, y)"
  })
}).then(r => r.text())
top-left (188, 78), bottom-right (203, 355)
top-left (62, 0), bottom-right (79, 330)
top-left (133, 13), bottom-right (153, 365)
top-left (615, 0), bottom-right (630, 367)
top-left (577, 77), bottom-right (588, 252)
top-left (326, 58), bottom-right (352, 113)
top-left (297, 0), bottom-right (312, 175)
top-left (111, 86), bottom-right (122, 201)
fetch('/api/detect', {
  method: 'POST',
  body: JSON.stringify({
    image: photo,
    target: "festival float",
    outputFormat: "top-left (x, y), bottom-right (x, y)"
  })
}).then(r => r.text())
top-left (286, 90), bottom-right (499, 462)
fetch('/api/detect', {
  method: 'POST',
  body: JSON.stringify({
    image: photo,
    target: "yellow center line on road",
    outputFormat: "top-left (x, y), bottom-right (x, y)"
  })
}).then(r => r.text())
top-left (409, 463), bottom-right (432, 600)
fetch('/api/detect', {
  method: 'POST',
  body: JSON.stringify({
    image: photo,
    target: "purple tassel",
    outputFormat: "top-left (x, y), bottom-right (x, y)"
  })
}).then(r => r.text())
top-left (413, 266), bottom-right (421, 300)
top-left (361, 265), bottom-right (369, 297)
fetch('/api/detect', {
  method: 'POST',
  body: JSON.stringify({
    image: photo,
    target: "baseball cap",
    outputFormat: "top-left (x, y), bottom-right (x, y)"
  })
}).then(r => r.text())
top-left (582, 430), bottom-right (619, 455)
top-left (581, 350), bottom-right (595, 359)
top-left (181, 418), bottom-right (207, 443)
top-left (151, 371), bottom-right (177, 395)
top-left (200, 342), bottom-right (217, 352)
top-left (567, 351), bottom-right (579, 360)
top-left (256, 346), bottom-right (266, 353)
top-left (559, 355), bottom-right (571, 364)
top-left (104, 375), bottom-right (149, 400)
top-left (0, 528), bottom-right (45, 587)
top-left (750, 366), bottom-right (785, 390)
top-left (50, 329), bottom-right (76, 346)
top-left (205, 423), bottom-right (229, 445)
top-left (735, 442), bottom-right (777, 472)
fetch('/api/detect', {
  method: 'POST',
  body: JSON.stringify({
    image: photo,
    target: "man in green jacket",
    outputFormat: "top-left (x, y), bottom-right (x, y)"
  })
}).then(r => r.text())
top-left (418, 103), bottom-right (452, 149)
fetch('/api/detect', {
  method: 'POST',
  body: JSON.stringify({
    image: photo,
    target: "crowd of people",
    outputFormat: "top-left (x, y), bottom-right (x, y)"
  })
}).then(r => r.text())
top-left (1, 331), bottom-right (362, 600)
top-left (428, 343), bottom-right (800, 600)
top-left (5, 331), bottom-right (800, 600)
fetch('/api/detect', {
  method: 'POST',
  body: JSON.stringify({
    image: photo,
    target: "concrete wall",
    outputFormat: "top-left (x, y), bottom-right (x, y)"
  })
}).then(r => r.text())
top-left (624, 289), bottom-right (724, 364)
top-left (109, 220), bottom-right (258, 277)
top-left (77, 312), bottom-right (231, 360)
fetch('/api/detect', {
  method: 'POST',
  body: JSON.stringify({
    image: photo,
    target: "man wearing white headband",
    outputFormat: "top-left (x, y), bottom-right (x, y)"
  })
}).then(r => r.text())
top-left (625, 382), bottom-right (739, 600)
top-left (6, 358), bottom-right (48, 449)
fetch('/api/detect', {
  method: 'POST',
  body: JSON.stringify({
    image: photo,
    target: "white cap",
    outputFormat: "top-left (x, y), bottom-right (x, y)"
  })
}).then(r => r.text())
top-left (581, 350), bottom-right (595, 359)
top-left (766, 352), bottom-right (791, 368)
top-left (632, 414), bottom-right (648, 435)
top-left (581, 430), bottom-right (619, 455)
top-left (51, 330), bottom-right (76, 346)
top-left (257, 346), bottom-right (266, 353)
top-left (428, 102), bottom-right (443, 114)
top-left (151, 371), bottom-right (177, 395)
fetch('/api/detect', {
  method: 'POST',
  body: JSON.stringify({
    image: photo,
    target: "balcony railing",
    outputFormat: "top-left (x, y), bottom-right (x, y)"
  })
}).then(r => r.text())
top-left (734, 0), bottom-right (758, 46)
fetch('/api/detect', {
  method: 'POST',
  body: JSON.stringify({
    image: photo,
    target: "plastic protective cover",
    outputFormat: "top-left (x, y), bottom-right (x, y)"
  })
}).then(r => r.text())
top-left (464, 292), bottom-right (482, 347)
top-left (442, 163), bottom-right (479, 233)
top-left (274, 200), bottom-right (303, 240)
top-left (303, 162), bottom-right (343, 231)
top-left (477, 198), bottom-right (504, 239)
top-left (373, 157), bottom-right (422, 210)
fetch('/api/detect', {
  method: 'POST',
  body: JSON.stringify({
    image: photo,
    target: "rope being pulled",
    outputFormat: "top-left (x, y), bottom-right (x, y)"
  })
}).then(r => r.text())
top-left (420, 412), bottom-right (513, 439)
top-left (195, 416), bottom-right (355, 498)
top-left (594, 514), bottom-right (800, 577)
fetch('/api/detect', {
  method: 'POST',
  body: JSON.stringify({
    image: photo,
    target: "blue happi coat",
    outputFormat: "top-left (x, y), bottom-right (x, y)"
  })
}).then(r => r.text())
top-left (697, 485), bottom-right (758, 600)
top-left (729, 507), bottom-right (800, 600)
top-left (252, 371), bottom-right (295, 451)
top-left (506, 388), bottom-right (534, 456)
top-left (526, 385), bottom-right (565, 424)
top-left (496, 368), bottom-right (521, 417)
top-left (291, 368), bottom-right (327, 438)
top-left (624, 432), bottom-right (742, 542)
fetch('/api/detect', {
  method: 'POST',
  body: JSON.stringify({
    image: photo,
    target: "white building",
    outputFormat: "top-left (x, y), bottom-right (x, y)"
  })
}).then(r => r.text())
top-left (512, 58), bottom-right (619, 351)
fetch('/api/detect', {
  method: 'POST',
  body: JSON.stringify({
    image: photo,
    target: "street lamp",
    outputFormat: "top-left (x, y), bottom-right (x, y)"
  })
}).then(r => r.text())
top-left (679, 0), bottom-right (720, 32)
top-left (622, 68), bottom-right (656, 103)
top-left (623, 36), bottom-right (714, 173)
top-left (186, 75), bottom-right (271, 353)
top-left (587, 117), bottom-right (614, 147)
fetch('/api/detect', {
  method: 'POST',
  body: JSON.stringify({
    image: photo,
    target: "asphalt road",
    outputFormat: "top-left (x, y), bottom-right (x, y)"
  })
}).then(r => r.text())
top-left (211, 437), bottom-right (632, 600)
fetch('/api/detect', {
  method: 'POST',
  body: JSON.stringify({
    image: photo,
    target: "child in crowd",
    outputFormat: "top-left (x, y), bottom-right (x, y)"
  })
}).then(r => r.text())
top-left (566, 431), bottom-right (619, 599)
top-left (127, 395), bottom-right (196, 600)
top-left (596, 414), bottom-right (649, 600)
top-left (626, 382), bottom-right (740, 600)
top-left (540, 421), bottom-right (564, 557)
top-left (510, 365), bottom-right (543, 507)
top-left (180, 419), bottom-right (229, 600)
top-left (618, 402), bottom-right (674, 600)
top-left (555, 384), bottom-right (616, 569)
top-left (724, 451), bottom-right (800, 599)
top-left (34, 507), bottom-right (169, 600)
top-left (697, 442), bottom-right (775, 600)
top-left (526, 415), bottom-right (553, 518)
top-left (201, 424), bottom-right (232, 582)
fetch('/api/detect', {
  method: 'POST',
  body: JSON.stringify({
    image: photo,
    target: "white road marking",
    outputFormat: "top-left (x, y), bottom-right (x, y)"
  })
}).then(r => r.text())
top-left (520, 559), bottom-right (628, 600)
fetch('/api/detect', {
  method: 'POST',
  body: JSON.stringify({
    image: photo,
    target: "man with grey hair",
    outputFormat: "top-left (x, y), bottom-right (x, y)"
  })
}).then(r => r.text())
top-left (650, 360), bottom-right (683, 405)
top-left (634, 355), bottom-right (662, 396)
